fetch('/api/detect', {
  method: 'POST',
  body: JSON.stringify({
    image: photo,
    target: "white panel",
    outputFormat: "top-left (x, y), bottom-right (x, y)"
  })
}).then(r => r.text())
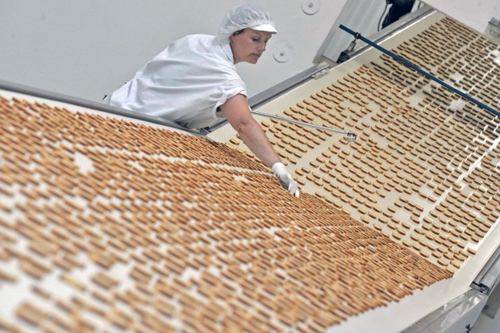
top-left (317, 0), bottom-right (388, 63)
top-left (317, 0), bottom-right (430, 64)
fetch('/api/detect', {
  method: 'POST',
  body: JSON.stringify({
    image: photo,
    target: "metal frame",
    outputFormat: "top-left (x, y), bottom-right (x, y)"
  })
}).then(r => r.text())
top-left (483, 278), bottom-right (500, 319)
top-left (0, 79), bottom-right (202, 136)
top-left (403, 246), bottom-right (500, 332)
top-left (338, 24), bottom-right (500, 118)
top-left (403, 289), bottom-right (488, 333)
top-left (316, 2), bottom-right (435, 64)
top-left (473, 246), bottom-right (500, 294)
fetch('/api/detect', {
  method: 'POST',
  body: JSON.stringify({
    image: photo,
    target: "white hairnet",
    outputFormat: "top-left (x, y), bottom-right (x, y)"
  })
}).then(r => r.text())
top-left (218, 4), bottom-right (277, 42)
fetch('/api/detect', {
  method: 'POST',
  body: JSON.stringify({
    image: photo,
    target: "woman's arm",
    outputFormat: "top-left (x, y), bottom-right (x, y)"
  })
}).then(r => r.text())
top-left (220, 94), bottom-right (280, 167)
top-left (220, 94), bottom-right (299, 196)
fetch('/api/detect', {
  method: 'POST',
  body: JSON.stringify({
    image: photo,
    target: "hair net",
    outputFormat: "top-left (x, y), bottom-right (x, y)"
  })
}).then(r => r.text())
top-left (218, 4), bottom-right (276, 42)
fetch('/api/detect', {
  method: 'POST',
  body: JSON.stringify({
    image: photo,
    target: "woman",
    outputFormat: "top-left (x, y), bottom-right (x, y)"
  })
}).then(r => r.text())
top-left (104, 4), bottom-right (299, 197)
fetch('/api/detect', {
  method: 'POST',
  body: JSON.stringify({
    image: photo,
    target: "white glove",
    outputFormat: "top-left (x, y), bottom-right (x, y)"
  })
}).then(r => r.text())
top-left (271, 163), bottom-right (300, 197)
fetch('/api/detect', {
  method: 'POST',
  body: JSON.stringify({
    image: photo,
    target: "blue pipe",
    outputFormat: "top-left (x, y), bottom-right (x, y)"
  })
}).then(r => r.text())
top-left (338, 24), bottom-right (500, 119)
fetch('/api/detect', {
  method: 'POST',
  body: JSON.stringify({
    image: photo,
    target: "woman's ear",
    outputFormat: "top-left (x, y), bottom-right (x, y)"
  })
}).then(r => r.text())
top-left (229, 33), bottom-right (236, 44)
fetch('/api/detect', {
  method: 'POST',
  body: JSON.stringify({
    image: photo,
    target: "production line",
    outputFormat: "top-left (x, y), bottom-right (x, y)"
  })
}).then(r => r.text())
top-left (208, 9), bottom-right (500, 331)
top-left (0, 88), bottom-right (453, 333)
top-left (0, 6), bottom-right (499, 333)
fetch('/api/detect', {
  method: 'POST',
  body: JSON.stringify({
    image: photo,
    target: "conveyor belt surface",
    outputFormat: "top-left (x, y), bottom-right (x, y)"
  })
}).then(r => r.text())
top-left (0, 10), bottom-right (499, 333)
top-left (0, 91), bottom-right (452, 332)
top-left (210, 10), bottom-right (500, 331)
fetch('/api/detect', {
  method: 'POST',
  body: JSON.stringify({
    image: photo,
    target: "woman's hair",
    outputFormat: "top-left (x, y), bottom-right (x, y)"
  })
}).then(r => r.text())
top-left (232, 29), bottom-right (245, 36)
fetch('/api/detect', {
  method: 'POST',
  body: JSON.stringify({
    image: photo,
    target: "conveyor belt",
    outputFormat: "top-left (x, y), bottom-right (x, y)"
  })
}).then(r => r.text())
top-left (0, 10), bottom-right (498, 333)
top-left (0, 90), bottom-right (452, 332)
top-left (210, 10), bottom-right (500, 332)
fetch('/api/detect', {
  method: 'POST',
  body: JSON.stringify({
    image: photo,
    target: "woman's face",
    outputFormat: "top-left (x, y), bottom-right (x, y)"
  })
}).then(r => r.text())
top-left (230, 29), bottom-right (273, 64)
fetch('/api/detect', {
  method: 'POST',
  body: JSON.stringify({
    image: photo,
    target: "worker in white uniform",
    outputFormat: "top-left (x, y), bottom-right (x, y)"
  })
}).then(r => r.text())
top-left (104, 4), bottom-right (299, 197)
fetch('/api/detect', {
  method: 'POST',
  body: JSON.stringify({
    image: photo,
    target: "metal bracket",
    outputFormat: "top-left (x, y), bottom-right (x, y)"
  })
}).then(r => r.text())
top-left (483, 279), bottom-right (500, 319)
top-left (472, 246), bottom-right (500, 295)
top-left (311, 67), bottom-right (330, 79)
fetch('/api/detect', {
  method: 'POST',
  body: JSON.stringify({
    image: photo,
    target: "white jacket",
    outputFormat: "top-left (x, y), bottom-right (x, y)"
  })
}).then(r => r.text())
top-left (104, 34), bottom-right (247, 129)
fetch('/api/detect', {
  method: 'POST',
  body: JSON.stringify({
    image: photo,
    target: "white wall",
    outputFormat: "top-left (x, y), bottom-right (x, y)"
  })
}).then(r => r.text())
top-left (0, 0), bottom-right (346, 102)
top-left (0, 0), bottom-right (498, 103)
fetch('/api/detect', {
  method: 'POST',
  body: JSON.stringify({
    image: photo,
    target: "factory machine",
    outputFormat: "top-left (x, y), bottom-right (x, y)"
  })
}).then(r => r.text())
top-left (207, 5), bottom-right (500, 332)
top-left (0, 3), bottom-right (499, 333)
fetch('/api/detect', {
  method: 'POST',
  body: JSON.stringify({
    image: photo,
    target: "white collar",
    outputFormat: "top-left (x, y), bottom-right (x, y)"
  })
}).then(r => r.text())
top-left (220, 40), bottom-right (234, 63)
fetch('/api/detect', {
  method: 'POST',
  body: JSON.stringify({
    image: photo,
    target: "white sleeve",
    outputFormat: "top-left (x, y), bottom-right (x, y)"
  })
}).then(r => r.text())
top-left (214, 79), bottom-right (247, 116)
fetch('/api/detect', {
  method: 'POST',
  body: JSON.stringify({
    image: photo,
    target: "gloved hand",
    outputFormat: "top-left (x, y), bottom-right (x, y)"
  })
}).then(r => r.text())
top-left (271, 162), bottom-right (300, 197)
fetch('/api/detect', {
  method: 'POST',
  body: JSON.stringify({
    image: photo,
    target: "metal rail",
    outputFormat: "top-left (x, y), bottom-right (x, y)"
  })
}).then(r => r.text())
top-left (339, 24), bottom-right (500, 119)
top-left (0, 79), bottom-right (357, 141)
top-left (250, 110), bottom-right (357, 142)
top-left (0, 79), bottom-right (201, 135)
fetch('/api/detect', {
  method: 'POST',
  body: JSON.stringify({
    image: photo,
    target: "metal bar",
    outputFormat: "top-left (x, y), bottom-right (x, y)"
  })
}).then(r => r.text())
top-left (250, 110), bottom-right (357, 142)
top-left (251, 110), bottom-right (347, 134)
top-left (339, 24), bottom-right (500, 119)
